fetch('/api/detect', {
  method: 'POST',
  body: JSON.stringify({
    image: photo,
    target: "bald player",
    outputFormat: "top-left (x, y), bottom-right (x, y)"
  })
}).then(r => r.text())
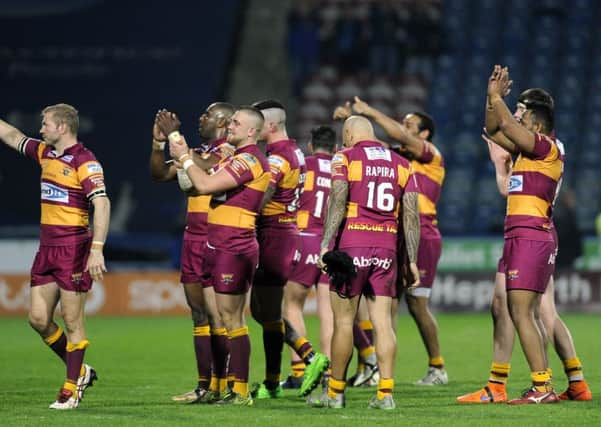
top-left (312, 116), bottom-right (420, 409)
top-left (342, 97), bottom-right (448, 386)
top-left (150, 102), bottom-right (234, 403)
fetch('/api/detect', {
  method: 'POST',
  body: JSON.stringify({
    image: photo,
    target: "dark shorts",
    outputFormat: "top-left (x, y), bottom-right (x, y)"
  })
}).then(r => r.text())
top-left (416, 237), bottom-right (442, 288)
top-left (255, 230), bottom-right (301, 287)
top-left (180, 239), bottom-right (211, 287)
top-left (334, 247), bottom-right (397, 299)
top-left (204, 245), bottom-right (258, 294)
top-left (288, 232), bottom-right (329, 288)
top-left (396, 237), bottom-right (441, 298)
top-left (502, 238), bottom-right (556, 293)
top-left (31, 241), bottom-right (93, 292)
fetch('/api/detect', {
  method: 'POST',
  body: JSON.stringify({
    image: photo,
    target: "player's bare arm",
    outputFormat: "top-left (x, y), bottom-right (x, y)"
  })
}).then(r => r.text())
top-left (85, 195), bottom-right (111, 282)
top-left (0, 118), bottom-right (27, 151)
top-left (488, 66), bottom-right (535, 154)
top-left (318, 179), bottom-right (348, 268)
top-left (150, 110), bottom-right (177, 182)
top-left (483, 133), bottom-right (512, 198)
top-left (353, 96), bottom-right (426, 157)
top-left (402, 190), bottom-right (421, 287)
top-left (333, 102), bottom-right (352, 121)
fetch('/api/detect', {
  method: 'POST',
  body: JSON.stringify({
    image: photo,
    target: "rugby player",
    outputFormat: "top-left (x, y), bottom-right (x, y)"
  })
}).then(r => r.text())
top-left (165, 106), bottom-right (271, 406)
top-left (248, 100), bottom-right (312, 399)
top-left (0, 104), bottom-right (110, 409)
top-left (150, 103), bottom-right (234, 403)
top-left (457, 85), bottom-right (591, 403)
top-left (312, 115), bottom-right (420, 409)
top-left (281, 125), bottom-right (336, 394)
top-left (349, 97), bottom-right (448, 386)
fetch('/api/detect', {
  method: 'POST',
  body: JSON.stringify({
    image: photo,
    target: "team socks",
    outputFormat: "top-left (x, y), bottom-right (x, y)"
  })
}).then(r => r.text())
top-left (429, 356), bottom-right (445, 369)
top-left (228, 326), bottom-right (251, 397)
top-left (262, 320), bottom-right (285, 389)
top-left (211, 327), bottom-right (229, 393)
top-left (488, 362), bottom-right (510, 387)
top-left (66, 340), bottom-right (89, 385)
top-left (377, 378), bottom-right (394, 400)
top-left (193, 325), bottom-right (212, 390)
top-left (44, 326), bottom-right (67, 363)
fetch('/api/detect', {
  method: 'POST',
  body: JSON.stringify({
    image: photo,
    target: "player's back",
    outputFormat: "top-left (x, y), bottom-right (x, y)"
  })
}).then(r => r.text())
top-left (297, 152), bottom-right (332, 233)
top-left (332, 140), bottom-right (413, 249)
top-left (260, 139), bottom-right (306, 230)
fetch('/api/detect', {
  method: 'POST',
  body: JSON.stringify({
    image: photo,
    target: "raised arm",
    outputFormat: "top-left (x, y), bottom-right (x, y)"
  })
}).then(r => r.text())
top-left (0, 118), bottom-right (27, 151)
top-left (149, 113), bottom-right (177, 182)
top-left (352, 97), bottom-right (425, 157)
top-left (85, 195), bottom-right (111, 282)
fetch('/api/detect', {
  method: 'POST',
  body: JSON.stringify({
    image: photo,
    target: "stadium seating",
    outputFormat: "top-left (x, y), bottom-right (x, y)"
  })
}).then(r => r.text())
top-left (294, 0), bottom-right (600, 235)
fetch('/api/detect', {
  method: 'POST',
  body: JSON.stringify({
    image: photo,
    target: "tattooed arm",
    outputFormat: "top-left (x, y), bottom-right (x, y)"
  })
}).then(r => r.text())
top-left (402, 191), bottom-right (421, 287)
top-left (320, 179), bottom-right (349, 254)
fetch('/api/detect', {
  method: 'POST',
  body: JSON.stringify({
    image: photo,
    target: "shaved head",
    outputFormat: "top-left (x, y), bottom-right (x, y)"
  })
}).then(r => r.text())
top-left (208, 102), bottom-right (235, 119)
top-left (342, 115), bottom-right (375, 147)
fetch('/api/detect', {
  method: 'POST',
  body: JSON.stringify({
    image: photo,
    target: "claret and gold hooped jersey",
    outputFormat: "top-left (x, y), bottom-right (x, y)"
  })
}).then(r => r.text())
top-left (296, 152), bottom-right (332, 234)
top-left (331, 140), bottom-right (418, 250)
top-left (19, 137), bottom-right (107, 246)
top-left (505, 133), bottom-right (564, 240)
top-left (410, 141), bottom-right (445, 239)
top-left (184, 137), bottom-right (232, 241)
top-left (259, 139), bottom-right (306, 230)
top-left (207, 144), bottom-right (271, 253)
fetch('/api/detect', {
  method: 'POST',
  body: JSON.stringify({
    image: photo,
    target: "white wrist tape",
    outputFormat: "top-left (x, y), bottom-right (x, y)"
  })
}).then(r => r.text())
top-left (168, 131), bottom-right (181, 143)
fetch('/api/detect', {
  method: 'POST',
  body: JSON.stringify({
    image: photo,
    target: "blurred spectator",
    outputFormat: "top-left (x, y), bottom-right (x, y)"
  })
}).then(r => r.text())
top-left (555, 188), bottom-right (583, 269)
top-left (333, 4), bottom-right (368, 73)
top-left (367, 0), bottom-right (407, 76)
top-left (287, 3), bottom-right (321, 97)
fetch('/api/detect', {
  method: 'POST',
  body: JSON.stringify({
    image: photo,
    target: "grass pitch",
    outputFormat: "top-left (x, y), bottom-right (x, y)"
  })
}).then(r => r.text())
top-left (0, 313), bottom-right (598, 426)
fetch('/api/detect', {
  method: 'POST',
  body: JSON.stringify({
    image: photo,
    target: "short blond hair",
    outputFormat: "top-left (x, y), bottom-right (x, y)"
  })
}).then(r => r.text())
top-left (42, 103), bottom-right (79, 135)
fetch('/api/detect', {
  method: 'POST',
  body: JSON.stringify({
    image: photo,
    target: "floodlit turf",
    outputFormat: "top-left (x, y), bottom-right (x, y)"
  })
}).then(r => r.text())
top-left (0, 313), bottom-right (598, 426)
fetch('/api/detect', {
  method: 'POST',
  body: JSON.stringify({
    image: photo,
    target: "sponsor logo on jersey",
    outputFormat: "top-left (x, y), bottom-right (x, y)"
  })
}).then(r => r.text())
top-left (229, 157), bottom-right (250, 177)
top-left (318, 158), bottom-right (331, 173)
top-left (41, 182), bottom-right (69, 203)
top-left (221, 273), bottom-right (234, 285)
top-left (62, 155), bottom-right (74, 163)
top-left (509, 175), bottom-right (523, 192)
top-left (268, 155), bottom-right (285, 169)
top-left (364, 146), bottom-right (391, 161)
top-left (353, 256), bottom-right (393, 270)
top-left (239, 153), bottom-right (258, 166)
top-left (507, 269), bottom-right (519, 280)
top-left (87, 163), bottom-right (103, 174)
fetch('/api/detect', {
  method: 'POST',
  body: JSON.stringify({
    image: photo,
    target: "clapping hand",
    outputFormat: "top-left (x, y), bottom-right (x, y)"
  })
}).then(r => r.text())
top-left (487, 65), bottom-right (513, 99)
